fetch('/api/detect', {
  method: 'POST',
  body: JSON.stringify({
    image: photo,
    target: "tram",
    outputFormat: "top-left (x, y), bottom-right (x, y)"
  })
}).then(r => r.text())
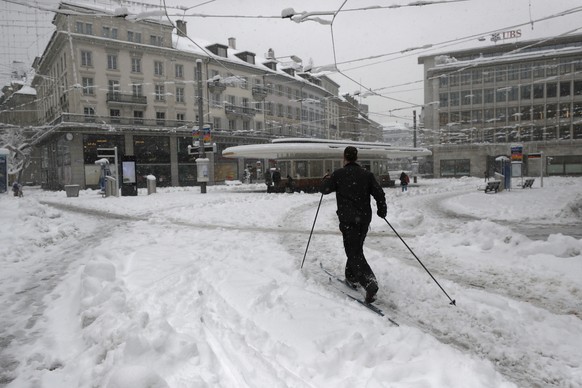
top-left (222, 138), bottom-right (432, 193)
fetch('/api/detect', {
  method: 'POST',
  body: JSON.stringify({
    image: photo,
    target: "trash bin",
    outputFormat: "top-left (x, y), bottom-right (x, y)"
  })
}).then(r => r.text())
top-left (104, 176), bottom-right (117, 197)
top-left (64, 184), bottom-right (80, 197)
top-left (146, 174), bottom-right (156, 195)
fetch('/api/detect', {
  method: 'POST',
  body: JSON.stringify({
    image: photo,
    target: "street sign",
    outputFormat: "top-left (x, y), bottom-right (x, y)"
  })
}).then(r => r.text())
top-left (192, 125), bottom-right (212, 143)
top-left (188, 143), bottom-right (217, 155)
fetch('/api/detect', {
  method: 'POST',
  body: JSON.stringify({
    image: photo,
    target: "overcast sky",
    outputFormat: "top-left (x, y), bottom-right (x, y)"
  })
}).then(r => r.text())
top-left (1, 0), bottom-right (582, 127)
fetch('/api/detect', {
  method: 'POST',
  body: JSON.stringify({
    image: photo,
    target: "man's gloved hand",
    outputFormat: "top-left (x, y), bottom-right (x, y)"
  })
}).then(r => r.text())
top-left (377, 209), bottom-right (387, 218)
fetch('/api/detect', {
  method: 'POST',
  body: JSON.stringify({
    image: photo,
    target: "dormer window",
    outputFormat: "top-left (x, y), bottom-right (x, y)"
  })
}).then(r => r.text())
top-left (235, 51), bottom-right (256, 64)
top-left (206, 44), bottom-right (229, 58)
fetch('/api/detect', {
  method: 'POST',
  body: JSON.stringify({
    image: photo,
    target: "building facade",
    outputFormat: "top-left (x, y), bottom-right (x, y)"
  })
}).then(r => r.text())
top-left (419, 33), bottom-right (582, 177)
top-left (29, 1), bottom-right (343, 190)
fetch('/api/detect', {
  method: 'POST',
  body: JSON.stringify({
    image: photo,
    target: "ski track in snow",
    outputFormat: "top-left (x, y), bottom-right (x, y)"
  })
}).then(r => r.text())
top-left (6, 182), bottom-right (580, 387)
top-left (282, 184), bottom-right (582, 388)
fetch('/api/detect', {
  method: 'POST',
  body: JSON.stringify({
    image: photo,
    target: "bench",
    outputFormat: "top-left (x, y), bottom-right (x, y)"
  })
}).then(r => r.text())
top-left (522, 178), bottom-right (535, 189)
top-left (484, 180), bottom-right (501, 193)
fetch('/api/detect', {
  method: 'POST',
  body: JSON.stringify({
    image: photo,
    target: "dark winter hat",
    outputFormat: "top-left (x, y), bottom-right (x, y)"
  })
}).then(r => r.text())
top-left (344, 146), bottom-right (358, 162)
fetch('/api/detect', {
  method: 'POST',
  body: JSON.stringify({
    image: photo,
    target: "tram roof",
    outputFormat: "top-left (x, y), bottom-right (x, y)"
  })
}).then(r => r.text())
top-left (222, 138), bottom-right (432, 160)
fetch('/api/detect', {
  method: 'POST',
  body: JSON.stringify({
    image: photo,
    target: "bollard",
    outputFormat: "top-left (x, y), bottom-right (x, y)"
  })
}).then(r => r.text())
top-left (146, 175), bottom-right (156, 195)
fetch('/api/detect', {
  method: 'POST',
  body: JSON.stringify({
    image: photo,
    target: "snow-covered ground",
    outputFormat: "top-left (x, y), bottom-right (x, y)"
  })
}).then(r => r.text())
top-left (1, 176), bottom-right (581, 388)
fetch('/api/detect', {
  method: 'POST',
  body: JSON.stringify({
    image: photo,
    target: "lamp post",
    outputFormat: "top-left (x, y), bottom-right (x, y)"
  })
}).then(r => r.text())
top-left (196, 59), bottom-right (207, 194)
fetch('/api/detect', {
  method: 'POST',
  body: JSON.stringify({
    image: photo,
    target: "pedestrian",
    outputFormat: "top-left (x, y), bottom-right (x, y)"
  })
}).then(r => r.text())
top-left (12, 181), bottom-right (23, 197)
top-left (264, 168), bottom-right (272, 187)
top-left (320, 146), bottom-right (387, 303)
top-left (400, 171), bottom-right (409, 192)
top-left (484, 170), bottom-right (490, 182)
top-left (286, 175), bottom-right (295, 193)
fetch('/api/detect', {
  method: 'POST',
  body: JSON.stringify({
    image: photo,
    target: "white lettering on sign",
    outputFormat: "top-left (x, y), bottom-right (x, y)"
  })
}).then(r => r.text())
top-left (491, 29), bottom-right (522, 43)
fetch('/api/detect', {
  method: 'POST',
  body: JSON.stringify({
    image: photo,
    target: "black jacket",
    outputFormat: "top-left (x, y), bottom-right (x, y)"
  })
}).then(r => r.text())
top-left (320, 162), bottom-right (387, 224)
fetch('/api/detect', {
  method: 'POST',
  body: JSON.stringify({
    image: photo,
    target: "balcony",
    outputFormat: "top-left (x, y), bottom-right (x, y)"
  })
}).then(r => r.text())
top-left (225, 105), bottom-right (256, 119)
top-left (207, 79), bottom-right (227, 93)
top-left (251, 85), bottom-right (268, 100)
top-left (106, 93), bottom-right (147, 105)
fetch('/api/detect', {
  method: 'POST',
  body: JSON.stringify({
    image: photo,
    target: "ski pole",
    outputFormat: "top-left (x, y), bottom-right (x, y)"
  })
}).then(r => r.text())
top-left (383, 218), bottom-right (456, 306)
top-left (300, 192), bottom-right (324, 269)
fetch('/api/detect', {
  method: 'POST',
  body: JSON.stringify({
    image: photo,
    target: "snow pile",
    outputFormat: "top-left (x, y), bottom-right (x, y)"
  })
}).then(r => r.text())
top-left (1, 177), bottom-right (581, 387)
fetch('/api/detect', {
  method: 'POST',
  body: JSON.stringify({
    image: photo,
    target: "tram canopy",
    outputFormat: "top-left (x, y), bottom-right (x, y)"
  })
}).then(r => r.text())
top-left (222, 138), bottom-right (432, 160)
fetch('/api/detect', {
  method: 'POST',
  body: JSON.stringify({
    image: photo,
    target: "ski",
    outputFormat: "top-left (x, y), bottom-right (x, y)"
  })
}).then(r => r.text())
top-left (320, 263), bottom-right (399, 326)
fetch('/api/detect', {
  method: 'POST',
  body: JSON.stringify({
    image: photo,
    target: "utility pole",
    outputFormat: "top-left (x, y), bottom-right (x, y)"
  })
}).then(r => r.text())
top-left (196, 59), bottom-right (207, 194)
top-left (413, 110), bottom-right (418, 183)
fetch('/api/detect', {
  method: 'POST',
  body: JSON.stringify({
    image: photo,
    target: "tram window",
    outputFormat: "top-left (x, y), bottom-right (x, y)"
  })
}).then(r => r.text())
top-left (296, 161), bottom-right (308, 178)
top-left (310, 160), bottom-right (324, 178)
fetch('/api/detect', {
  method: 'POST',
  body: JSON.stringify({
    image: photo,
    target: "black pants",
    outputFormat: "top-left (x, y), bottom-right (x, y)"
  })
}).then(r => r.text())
top-left (339, 222), bottom-right (378, 293)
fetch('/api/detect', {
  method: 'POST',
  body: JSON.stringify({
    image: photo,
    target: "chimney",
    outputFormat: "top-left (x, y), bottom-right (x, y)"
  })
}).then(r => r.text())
top-left (267, 48), bottom-right (275, 59)
top-left (228, 37), bottom-right (236, 49)
top-left (176, 20), bottom-right (187, 37)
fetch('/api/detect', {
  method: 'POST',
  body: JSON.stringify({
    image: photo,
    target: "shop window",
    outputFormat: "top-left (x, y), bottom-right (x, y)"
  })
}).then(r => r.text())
top-left (440, 159), bottom-right (470, 177)
top-left (134, 135), bottom-right (170, 163)
top-left (560, 81), bottom-right (571, 97)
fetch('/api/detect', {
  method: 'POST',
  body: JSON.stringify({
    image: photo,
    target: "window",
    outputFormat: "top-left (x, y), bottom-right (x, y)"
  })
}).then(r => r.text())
top-left (533, 84), bottom-right (544, 99)
top-left (560, 81), bottom-right (571, 97)
top-left (128, 31), bottom-right (142, 43)
top-left (520, 64), bottom-right (531, 80)
top-left (482, 69), bottom-right (494, 83)
top-left (107, 54), bottom-right (118, 70)
top-left (546, 83), bottom-right (557, 98)
top-left (440, 159), bottom-right (470, 177)
top-left (108, 80), bottom-right (120, 96)
top-left (102, 27), bottom-right (110, 38)
top-left (155, 84), bottom-right (165, 101)
top-left (176, 113), bottom-right (185, 122)
top-left (156, 112), bottom-right (166, 125)
top-left (131, 57), bottom-right (141, 73)
top-left (80, 51), bottom-right (92, 67)
top-left (175, 87), bottom-right (184, 103)
top-left (213, 117), bottom-right (222, 130)
top-left (277, 85), bottom-right (283, 96)
top-left (473, 90), bottom-right (482, 104)
top-left (110, 109), bottom-right (120, 123)
top-left (508, 64), bottom-right (519, 81)
top-left (484, 88), bottom-right (494, 104)
top-left (575, 81), bottom-right (582, 96)
top-left (76, 22), bottom-right (92, 34)
top-left (132, 83), bottom-right (143, 97)
top-left (154, 61), bottom-right (164, 76)
top-left (228, 119), bottom-right (236, 130)
top-left (150, 35), bottom-right (163, 46)
top-left (495, 66), bottom-right (506, 83)
top-left (461, 91), bottom-right (472, 105)
top-left (175, 64), bottom-right (183, 78)
top-left (450, 91), bottom-right (459, 106)
top-left (521, 85), bottom-right (531, 100)
top-left (471, 69), bottom-right (482, 85)
top-left (133, 110), bottom-right (144, 124)
top-left (533, 62), bottom-right (545, 78)
top-left (84, 107), bottom-right (95, 121)
top-left (82, 77), bottom-right (94, 95)
top-left (508, 86), bottom-right (519, 101)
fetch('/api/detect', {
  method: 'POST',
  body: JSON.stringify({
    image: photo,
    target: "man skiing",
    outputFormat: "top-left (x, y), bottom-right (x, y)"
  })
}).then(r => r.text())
top-left (320, 146), bottom-right (387, 303)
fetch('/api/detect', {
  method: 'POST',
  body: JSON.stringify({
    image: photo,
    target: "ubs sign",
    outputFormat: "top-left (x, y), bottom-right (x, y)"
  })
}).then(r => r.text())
top-left (491, 29), bottom-right (522, 43)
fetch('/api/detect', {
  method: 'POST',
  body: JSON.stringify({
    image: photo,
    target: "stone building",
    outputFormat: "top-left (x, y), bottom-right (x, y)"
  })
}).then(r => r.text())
top-left (29, 1), bottom-right (341, 190)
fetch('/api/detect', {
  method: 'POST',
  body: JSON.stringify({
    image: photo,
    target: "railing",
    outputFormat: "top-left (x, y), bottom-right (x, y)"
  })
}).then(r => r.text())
top-left (106, 93), bottom-right (147, 105)
top-left (52, 113), bottom-right (193, 128)
top-left (225, 105), bottom-right (257, 118)
top-left (252, 85), bottom-right (268, 100)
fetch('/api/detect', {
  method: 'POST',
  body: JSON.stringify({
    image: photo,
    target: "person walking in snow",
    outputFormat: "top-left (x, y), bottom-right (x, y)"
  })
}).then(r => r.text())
top-left (400, 171), bottom-right (409, 192)
top-left (12, 181), bottom-right (23, 197)
top-left (320, 146), bottom-right (387, 304)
